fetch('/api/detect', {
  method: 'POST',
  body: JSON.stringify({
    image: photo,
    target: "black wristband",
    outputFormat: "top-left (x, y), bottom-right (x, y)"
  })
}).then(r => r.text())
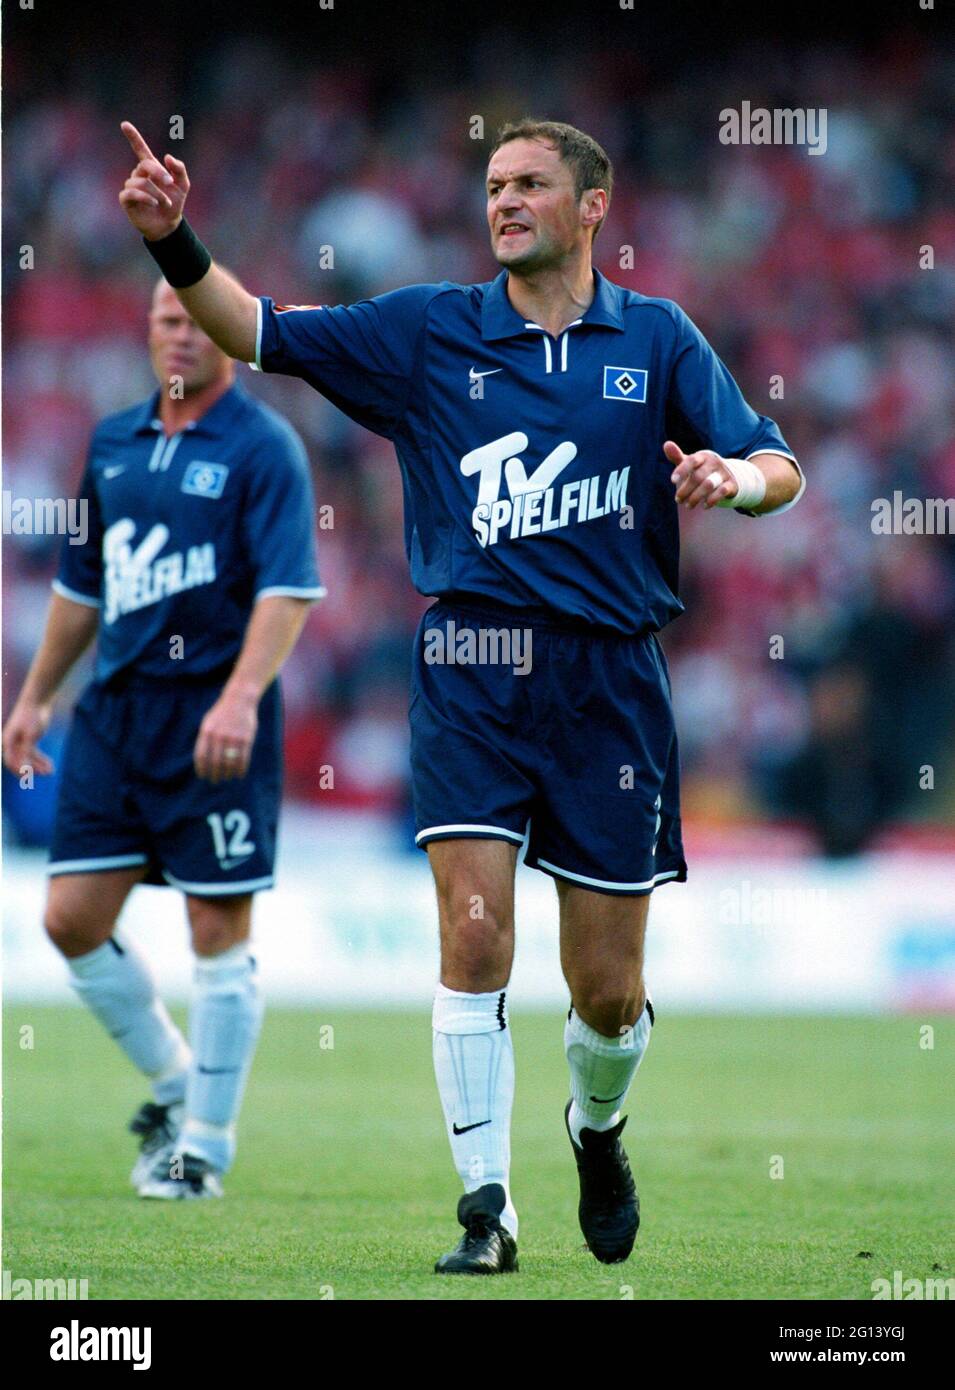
top-left (142, 218), bottom-right (212, 289)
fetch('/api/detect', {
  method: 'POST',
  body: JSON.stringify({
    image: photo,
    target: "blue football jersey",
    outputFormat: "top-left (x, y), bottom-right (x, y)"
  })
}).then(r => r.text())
top-left (55, 382), bottom-right (325, 682)
top-left (253, 268), bottom-right (801, 635)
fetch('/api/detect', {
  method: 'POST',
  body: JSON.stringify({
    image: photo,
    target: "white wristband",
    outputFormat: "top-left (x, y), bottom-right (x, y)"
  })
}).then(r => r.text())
top-left (716, 457), bottom-right (766, 510)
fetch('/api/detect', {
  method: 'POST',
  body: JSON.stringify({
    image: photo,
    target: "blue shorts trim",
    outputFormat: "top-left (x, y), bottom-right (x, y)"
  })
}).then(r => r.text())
top-left (415, 822), bottom-right (526, 847)
top-left (160, 869), bottom-right (274, 896)
top-left (531, 857), bottom-right (683, 896)
top-left (48, 853), bottom-right (149, 876)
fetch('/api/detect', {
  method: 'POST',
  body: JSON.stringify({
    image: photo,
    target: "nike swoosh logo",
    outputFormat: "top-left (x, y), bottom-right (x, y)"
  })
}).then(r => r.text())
top-left (198, 1066), bottom-right (239, 1075)
top-left (103, 465), bottom-right (127, 479)
top-left (452, 1120), bottom-right (491, 1135)
top-left (589, 1091), bottom-right (626, 1104)
top-left (468, 367), bottom-right (502, 382)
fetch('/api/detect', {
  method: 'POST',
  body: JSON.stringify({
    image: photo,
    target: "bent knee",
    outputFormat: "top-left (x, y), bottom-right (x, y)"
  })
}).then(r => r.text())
top-left (191, 925), bottom-right (247, 958)
top-left (439, 907), bottom-right (513, 991)
top-left (445, 909), bottom-right (509, 949)
top-left (571, 982), bottom-right (646, 1038)
top-left (443, 893), bottom-right (512, 934)
top-left (43, 900), bottom-right (108, 958)
top-left (188, 895), bottom-right (252, 958)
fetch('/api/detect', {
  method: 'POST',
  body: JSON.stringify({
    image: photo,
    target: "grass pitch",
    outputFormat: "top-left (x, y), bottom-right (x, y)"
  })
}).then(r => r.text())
top-left (3, 1007), bottom-right (952, 1300)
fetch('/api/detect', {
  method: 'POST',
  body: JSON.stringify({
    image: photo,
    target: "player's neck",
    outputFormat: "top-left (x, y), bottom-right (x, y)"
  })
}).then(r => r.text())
top-left (505, 256), bottom-right (596, 338)
top-left (158, 372), bottom-right (234, 437)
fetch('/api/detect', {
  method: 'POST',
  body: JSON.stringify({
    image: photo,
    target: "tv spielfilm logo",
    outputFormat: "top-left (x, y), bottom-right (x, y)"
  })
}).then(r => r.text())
top-left (461, 430), bottom-right (630, 548)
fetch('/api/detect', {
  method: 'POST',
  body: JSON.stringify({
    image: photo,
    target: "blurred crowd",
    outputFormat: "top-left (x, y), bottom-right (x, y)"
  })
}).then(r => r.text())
top-left (4, 26), bottom-right (955, 853)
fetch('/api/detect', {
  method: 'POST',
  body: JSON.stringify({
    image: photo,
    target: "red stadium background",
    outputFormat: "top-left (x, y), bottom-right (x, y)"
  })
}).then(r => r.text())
top-left (3, 0), bottom-right (954, 936)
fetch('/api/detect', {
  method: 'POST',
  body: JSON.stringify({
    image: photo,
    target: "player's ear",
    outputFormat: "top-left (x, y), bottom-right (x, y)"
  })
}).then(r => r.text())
top-left (581, 187), bottom-right (608, 229)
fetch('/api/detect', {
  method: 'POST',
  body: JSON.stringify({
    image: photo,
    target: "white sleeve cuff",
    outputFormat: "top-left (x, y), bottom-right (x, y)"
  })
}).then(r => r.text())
top-left (51, 579), bottom-right (100, 608)
top-left (248, 297), bottom-right (264, 372)
top-left (254, 585), bottom-right (327, 602)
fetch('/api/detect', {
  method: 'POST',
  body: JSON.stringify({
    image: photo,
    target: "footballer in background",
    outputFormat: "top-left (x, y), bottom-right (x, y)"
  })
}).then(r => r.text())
top-left (2, 276), bottom-right (325, 1199)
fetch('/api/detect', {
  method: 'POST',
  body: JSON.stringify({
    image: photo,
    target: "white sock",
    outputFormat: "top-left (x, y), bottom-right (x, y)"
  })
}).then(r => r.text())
top-left (432, 982), bottom-right (518, 1236)
top-left (565, 1000), bottom-right (654, 1145)
top-left (67, 937), bottom-right (190, 1104)
top-left (179, 943), bottom-right (264, 1174)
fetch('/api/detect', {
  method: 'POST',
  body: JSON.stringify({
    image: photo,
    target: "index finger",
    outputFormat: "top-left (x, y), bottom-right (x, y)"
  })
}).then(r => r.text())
top-left (121, 121), bottom-right (157, 164)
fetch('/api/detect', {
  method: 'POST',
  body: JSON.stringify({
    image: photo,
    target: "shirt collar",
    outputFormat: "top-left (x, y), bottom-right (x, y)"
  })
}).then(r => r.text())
top-left (132, 380), bottom-right (243, 436)
top-left (480, 266), bottom-right (626, 341)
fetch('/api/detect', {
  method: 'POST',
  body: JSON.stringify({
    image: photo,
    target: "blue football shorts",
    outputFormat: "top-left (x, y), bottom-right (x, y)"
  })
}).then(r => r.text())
top-left (410, 599), bottom-right (687, 895)
top-left (48, 669), bottom-right (282, 896)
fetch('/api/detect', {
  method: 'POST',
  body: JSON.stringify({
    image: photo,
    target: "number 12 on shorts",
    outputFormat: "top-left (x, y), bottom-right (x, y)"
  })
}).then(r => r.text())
top-left (206, 810), bottom-right (256, 869)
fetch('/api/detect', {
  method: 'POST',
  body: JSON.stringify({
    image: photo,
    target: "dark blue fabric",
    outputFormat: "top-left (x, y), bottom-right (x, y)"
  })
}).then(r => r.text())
top-left (55, 382), bottom-right (323, 682)
top-left (48, 675), bottom-right (282, 892)
top-left (408, 600), bottom-right (687, 894)
top-left (258, 269), bottom-right (794, 636)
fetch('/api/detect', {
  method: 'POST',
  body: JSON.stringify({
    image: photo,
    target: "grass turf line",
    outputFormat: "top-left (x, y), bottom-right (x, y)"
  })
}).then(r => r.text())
top-left (3, 1007), bottom-right (952, 1300)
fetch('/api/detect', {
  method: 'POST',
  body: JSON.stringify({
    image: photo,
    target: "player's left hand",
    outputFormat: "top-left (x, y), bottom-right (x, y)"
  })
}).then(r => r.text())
top-left (193, 691), bottom-right (258, 783)
top-left (664, 440), bottom-right (739, 509)
top-left (118, 122), bottom-right (189, 243)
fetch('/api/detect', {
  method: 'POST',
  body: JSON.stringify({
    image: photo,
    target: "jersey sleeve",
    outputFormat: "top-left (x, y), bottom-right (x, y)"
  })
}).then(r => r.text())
top-left (253, 283), bottom-right (440, 439)
top-left (665, 303), bottom-right (805, 514)
top-left (52, 445), bottom-right (104, 608)
top-left (240, 423), bottom-right (326, 602)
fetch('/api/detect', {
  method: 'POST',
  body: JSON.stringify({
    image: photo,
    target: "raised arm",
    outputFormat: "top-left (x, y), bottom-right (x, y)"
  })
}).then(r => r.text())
top-left (118, 121), bottom-right (258, 362)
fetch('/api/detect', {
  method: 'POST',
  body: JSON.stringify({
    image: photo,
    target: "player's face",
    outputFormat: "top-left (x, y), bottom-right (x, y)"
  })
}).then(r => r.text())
top-left (486, 139), bottom-right (585, 272)
top-left (148, 282), bottom-right (229, 394)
